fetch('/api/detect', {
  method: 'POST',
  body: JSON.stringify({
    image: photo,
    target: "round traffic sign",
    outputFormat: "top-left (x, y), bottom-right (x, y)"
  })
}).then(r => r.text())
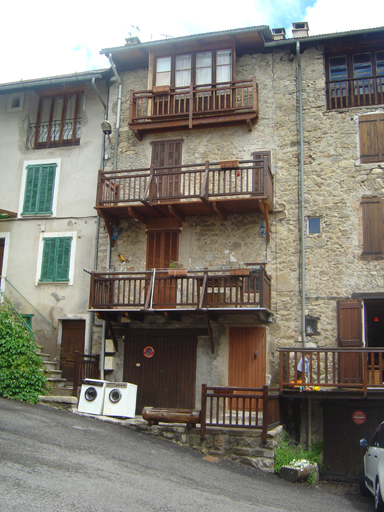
top-left (352, 410), bottom-right (366, 425)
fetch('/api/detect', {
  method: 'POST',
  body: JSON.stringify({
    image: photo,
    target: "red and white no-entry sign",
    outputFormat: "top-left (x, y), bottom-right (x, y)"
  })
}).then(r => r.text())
top-left (352, 410), bottom-right (366, 425)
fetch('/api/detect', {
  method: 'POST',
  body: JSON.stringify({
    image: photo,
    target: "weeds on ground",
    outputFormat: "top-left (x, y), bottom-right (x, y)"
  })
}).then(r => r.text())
top-left (274, 431), bottom-right (325, 482)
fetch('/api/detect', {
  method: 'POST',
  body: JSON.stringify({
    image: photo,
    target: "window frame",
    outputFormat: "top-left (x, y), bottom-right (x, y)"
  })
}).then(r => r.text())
top-left (36, 232), bottom-right (76, 285)
top-left (18, 159), bottom-right (61, 218)
top-left (33, 89), bottom-right (84, 149)
top-left (153, 46), bottom-right (235, 88)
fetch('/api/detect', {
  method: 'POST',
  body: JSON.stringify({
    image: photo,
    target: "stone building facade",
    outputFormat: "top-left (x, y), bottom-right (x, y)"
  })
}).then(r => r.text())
top-left (90, 25), bottom-right (383, 479)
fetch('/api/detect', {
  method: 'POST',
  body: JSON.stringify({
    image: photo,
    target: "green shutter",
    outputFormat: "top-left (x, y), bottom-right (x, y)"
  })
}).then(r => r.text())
top-left (40, 237), bottom-right (71, 282)
top-left (22, 164), bottom-right (56, 215)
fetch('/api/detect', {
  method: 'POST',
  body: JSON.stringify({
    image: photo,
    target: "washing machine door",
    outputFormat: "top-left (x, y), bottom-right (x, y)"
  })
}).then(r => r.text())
top-left (109, 388), bottom-right (122, 403)
top-left (85, 387), bottom-right (98, 401)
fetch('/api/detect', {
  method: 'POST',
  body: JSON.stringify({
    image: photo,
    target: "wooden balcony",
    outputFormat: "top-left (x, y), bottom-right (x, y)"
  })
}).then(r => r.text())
top-left (89, 267), bottom-right (271, 316)
top-left (279, 348), bottom-right (384, 396)
top-left (128, 79), bottom-right (258, 139)
top-left (326, 75), bottom-right (384, 110)
top-left (96, 157), bottom-right (273, 241)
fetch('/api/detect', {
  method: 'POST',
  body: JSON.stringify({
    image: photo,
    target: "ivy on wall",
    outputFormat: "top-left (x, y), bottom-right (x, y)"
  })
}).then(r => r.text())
top-left (0, 302), bottom-right (47, 403)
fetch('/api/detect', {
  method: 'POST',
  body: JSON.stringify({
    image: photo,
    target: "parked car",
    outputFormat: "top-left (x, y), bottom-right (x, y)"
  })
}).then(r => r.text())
top-left (360, 422), bottom-right (384, 511)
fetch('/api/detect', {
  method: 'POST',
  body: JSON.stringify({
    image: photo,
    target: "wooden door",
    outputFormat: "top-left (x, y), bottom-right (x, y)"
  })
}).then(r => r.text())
top-left (0, 238), bottom-right (4, 277)
top-left (60, 320), bottom-right (86, 381)
top-left (146, 230), bottom-right (179, 307)
top-left (123, 335), bottom-right (197, 414)
top-left (229, 327), bottom-right (266, 388)
top-left (151, 140), bottom-right (182, 198)
top-left (323, 400), bottom-right (384, 481)
top-left (337, 299), bottom-right (363, 384)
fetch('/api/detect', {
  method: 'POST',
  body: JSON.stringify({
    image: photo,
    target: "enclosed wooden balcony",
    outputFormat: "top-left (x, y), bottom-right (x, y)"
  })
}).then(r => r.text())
top-left (128, 79), bottom-right (258, 139)
top-left (89, 267), bottom-right (271, 317)
top-left (326, 75), bottom-right (384, 110)
top-left (279, 348), bottom-right (384, 396)
top-left (96, 157), bottom-right (273, 240)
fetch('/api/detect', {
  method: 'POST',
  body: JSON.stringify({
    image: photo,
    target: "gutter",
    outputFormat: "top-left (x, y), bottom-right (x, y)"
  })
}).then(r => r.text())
top-left (0, 72), bottom-right (107, 93)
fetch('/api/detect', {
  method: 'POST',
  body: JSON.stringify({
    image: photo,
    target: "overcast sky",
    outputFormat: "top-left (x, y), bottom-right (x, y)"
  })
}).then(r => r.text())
top-left (2, 0), bottom-right (383, 84)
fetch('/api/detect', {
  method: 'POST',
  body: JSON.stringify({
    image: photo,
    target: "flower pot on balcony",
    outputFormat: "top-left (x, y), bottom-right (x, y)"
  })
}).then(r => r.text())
top-left (152, 85), bottom-right (170, 94)
top-left (168, 268), bottom-right (187, 277)
top-left (220, 159), bottom-right (239, 169)
top-left (229, 268), bottom-right (250, 276)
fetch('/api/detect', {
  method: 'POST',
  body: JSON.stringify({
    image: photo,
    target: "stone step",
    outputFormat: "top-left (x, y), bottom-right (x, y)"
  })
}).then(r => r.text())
top-left (38, 353), bottom-right (51, 361)
top-left (48, 386), bottom-right (74, 397)
top-left (47, 377), bottom-right (67, 388)
top-left (42, 360), bottom-right (58, 371)
top-left (38, 395), bottom-right (78, 409)
top-left (45, 369), bottom-right (63, 379)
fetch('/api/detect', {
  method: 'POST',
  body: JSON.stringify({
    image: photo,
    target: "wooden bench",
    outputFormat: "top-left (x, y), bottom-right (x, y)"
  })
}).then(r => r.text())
top-left (142, 407), bottom-right (200, 429)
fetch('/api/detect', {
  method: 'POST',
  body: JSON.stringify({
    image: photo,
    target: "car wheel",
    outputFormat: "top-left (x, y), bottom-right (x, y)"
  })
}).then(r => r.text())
top-left (375, 481), bottom-right (384, 512)
top-left (359, 470), bottom-right (371, 498)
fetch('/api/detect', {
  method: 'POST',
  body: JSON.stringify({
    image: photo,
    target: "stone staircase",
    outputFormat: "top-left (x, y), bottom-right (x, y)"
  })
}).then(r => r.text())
top-left (36, 345), bottom-right (78, 408)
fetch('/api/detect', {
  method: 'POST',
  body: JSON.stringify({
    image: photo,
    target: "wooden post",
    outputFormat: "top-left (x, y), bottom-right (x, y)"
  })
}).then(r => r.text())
top-left (128, 90), bottom-right (134, 124)
top-left (262, 385), bottom-right (269, 444)
top-left (279, 351), bottom-right (283, 393)
top-left (253, 78), bottom-right (258, 114)
top-left (189, 84), bottom-right (193, 129)
top-left (363, 351), bottom-right (368, 396)
top-left (200, 384), bottom-right (207, 440)
top-left (72, 351), bottom-right (79, 397)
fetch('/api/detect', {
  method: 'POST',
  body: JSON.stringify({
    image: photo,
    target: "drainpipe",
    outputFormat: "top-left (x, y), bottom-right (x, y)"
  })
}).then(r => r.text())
top-left (90, 76), bottom-right (109, 372)
top-left (99, 56), bottom-right (122, 379)
top-left (297, 41), bottom-right (311, 448)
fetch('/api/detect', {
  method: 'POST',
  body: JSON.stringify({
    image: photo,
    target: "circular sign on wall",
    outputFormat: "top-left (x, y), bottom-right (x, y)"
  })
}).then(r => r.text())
top-left (352, 410), bottom-right (366, 425)
top-left (143, 346), bottom-right (155, 358)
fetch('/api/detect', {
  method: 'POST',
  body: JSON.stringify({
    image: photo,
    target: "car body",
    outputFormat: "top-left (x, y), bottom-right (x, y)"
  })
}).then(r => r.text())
top-left (360, 422), bottom-right (384, 511)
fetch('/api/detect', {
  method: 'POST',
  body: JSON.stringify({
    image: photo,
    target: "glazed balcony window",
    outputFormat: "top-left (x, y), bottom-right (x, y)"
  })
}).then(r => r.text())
top-left (326, 50), bottom-right (384, 109)
top-left (27, 92), bottom-right (83, 149)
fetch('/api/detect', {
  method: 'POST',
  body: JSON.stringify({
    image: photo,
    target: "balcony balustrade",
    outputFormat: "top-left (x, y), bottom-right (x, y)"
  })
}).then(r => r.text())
top-left (96, 157), bottom-right (273, 224)
top-left (89, 267), bottom-right (271, 313)
top-left (279, 348), bottom-right (384, 395)
top-left (326, 75), bottom-right (384, 109)
top-left (128, 79), bottom-right (258, 139)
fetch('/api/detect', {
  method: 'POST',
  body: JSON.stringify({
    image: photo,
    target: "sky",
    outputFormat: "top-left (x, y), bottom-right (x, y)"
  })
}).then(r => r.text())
top-left (2, 0), bottom-right (383, 84)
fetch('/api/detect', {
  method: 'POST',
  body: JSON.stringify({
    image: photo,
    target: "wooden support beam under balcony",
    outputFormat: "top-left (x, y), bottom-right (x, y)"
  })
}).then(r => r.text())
top-left (95, 157), bottom-right (274, 245)
top-left (128, 79), bottom-right (258, 140)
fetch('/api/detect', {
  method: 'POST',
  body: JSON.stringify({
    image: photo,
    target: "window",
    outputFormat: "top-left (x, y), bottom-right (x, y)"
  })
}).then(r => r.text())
top-left (359, 114), bottom-right (384, 163)
top-left (154, 49), bottom-right (233, 87)
top-left (306, 316), bottom-right (320, 336)
top-left (361, 197), bottom-right (384, 257)
top-left (7, 92), bottom-right (24, 112)
top-left (308, 217), bottom-right (321, 234)
top-left (37, 233), bottom-right (76, 284)
top-left (22, 163), bottom-right (57, 215)
top-left (32, 91), bottom-right (83, 149)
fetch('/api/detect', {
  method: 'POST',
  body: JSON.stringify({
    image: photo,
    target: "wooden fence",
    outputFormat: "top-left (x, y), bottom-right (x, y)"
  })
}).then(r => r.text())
top-left (72, 352), bottom-right (100, 397)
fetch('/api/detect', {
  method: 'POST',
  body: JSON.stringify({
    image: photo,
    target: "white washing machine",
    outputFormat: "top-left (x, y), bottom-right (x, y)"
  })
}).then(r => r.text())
top-left (102, 382), bottom-right (137, 418)
top-left (78, 379), bottom-right (108, 415)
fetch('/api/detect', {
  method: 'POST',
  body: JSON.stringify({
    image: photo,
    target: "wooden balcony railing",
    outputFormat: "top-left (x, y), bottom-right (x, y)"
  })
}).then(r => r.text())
top-left (279, 348), bottom-right (384, 394)
top-left (200, 385), bottom-right (281, 443)
top-left (96, 158), bottom-right (273, 214)
top-left (128, 79), bottom-right (258, 138)
top-left (89, 267), bottom-right (271, 312)
top-left (326, 75), bottom-right (384, 110)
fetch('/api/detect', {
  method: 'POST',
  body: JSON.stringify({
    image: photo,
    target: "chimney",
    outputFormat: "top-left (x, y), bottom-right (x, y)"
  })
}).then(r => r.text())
top-left (272, 28), bottom-right (286, 41)
top-left (292, 22), bottom-right (309, 38)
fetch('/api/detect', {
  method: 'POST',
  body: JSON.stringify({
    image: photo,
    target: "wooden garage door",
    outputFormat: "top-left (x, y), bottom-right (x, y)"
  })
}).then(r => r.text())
top-left (123, 335), bottom-right (197, 414)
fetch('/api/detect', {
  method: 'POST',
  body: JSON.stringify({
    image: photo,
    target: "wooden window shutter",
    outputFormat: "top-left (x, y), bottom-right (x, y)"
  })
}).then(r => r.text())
top-left (151, 140), bottom-right (183, 197)
top-left (22, 164), bottom-right (56, 215)
top-left (40, 237), bottom-right (71, 282)
top-left (359, 114), bottom-right (384, 163)
top-left (146, 230), bottom-right (179, 269)
top-left (337, 299), bottom-right (362, 347)
top-left (361, 197), bottom-right (384, 255)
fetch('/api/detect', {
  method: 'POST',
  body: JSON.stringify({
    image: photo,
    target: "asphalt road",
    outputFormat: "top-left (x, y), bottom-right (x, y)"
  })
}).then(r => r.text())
top-left (0, 397), bottom-right (373, 511)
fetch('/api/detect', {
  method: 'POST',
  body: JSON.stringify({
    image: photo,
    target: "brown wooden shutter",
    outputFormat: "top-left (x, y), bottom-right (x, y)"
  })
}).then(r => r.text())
top-left (361, 197), bottom-right (384, 255)
top-left (359, 114), bottom-right (384, 163)
top-left (337, 299), bottom-right (362, 347)
top-left (146, 229), bottom-right (179, 269)
top-left (151, 139), bottom-right (183, 197)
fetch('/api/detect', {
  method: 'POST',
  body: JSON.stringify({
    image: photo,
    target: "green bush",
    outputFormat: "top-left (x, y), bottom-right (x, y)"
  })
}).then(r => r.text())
top-left (0, 303), bottom-right (47, 403)
top-left (274, 431), bottom-right (324, 478)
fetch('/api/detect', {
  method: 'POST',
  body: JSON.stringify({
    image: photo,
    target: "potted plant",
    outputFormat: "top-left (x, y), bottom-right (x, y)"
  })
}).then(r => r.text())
top-left (168, 261), bottom-right (187, 277)
top-left (229, 264), bottom-right (250, 276)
